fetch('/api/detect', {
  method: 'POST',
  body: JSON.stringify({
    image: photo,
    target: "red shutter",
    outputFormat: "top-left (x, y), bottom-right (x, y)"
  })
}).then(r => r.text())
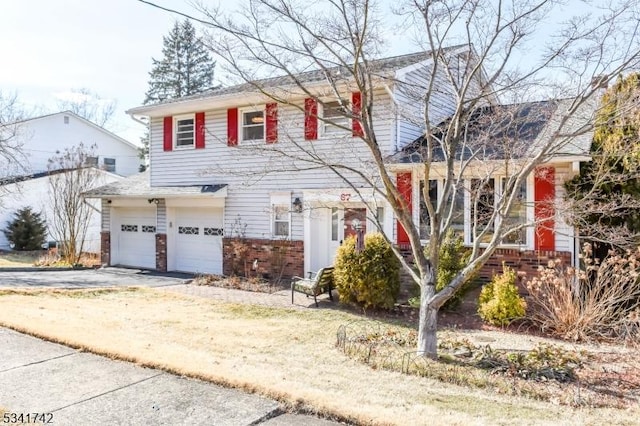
top-left (352, 91), bottom-right (363, 137)
top-left (163, 116), bottom-right (173, 152)
top-left (534, 167), bottom-right (555, 251)
top-left (266, 103), bottom-right (278, 143)
top-left (227, 108), bottom-right (238, 146)
top-left (304, 98), bottom-right (318, 140)
top-left (396, 172), bottom-right (413, 245)
top-left (195, 112), bottom-right (205, 149)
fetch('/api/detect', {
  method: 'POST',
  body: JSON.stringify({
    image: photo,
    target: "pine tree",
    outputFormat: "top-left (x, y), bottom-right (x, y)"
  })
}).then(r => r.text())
top-left (3, 207), bottom-right (47, 251)
top-left (144, 20), bottom-right (216, 105)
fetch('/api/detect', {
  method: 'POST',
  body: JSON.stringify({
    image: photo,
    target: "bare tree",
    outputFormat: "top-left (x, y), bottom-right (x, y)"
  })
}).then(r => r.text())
top-left (174, 0), bottom-right (640, 358)
top-left (56, 88), bottom-right (117, 129)
top-left (0, 91), bottom-right (29, 203)
top-left (47, 143), bottom-right (100, 265)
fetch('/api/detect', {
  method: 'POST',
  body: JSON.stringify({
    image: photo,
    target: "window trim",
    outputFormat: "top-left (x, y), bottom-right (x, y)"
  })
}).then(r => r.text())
top-left (103, 157), bottom-right (116, 173)
top-left (173, 114), bottom-right (195, 149)
top-left (270, 192), bottom-right (291, 238)
top-left (239, 106), bottom-right (266, 144)
top-left (320, 99), bottom-right (351, 137)
top-left (416, 177), bottom-right (532, 249)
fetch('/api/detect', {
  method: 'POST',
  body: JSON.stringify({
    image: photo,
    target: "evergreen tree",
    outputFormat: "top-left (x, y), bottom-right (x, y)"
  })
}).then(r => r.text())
top-left (144, 20), bottom-right (216, 105)
top-left (3, 207), bottom-right (47, 251)
top-left (566, 73), bottom-right (640, 250)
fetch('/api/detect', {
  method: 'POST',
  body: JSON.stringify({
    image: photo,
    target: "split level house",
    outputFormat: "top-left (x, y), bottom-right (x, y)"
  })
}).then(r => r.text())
top-left (86, 48), bottom-right (592, 281)
top-left (0, 111), bottom-right (140, 252)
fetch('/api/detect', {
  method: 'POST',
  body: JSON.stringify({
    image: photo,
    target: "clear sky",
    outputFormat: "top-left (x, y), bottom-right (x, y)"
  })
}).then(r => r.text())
top-left (0, 0), bottom-right (590, 145)
top-left (0, 0), bottom-right (184, 144)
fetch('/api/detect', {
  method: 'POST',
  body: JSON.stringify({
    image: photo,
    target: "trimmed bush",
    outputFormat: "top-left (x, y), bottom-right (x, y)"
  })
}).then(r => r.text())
top-left (478, 265), bottom-right (526, 326)
top-left (334, 233), bottom-right (400, 309)
top-left (3, 207), bottom-right (47, 251)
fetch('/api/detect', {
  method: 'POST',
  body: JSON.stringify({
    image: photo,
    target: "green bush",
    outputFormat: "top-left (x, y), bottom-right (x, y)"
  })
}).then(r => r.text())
top-left (334, 233), bottom-right (400, 309)
top-left (423, 229), bottom-right (474, 310)
top-left (2, 207), bottom-right (47, 251)
top-left (478, 265), bottom-right (526, 326)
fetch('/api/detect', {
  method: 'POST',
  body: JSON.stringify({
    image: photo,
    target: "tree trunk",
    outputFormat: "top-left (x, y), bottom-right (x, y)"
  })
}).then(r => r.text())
top-left (417, 271), bottom-right (438, 359)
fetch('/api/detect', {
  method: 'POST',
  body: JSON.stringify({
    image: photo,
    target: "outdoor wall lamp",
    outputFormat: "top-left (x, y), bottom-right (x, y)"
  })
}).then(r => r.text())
top-left (148, 198), bottom-right (160, 204)
top-left (292, 197), bottom-right (303, 213)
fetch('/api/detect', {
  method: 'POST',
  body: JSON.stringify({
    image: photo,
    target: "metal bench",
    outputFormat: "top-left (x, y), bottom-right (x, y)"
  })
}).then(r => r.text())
top-left (291, 267), bottom-right (334, 307)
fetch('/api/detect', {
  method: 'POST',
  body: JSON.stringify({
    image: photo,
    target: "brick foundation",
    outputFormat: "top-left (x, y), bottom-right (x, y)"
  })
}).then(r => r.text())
top-left (397, 246), bottom-right (572, 298)
top-left (156, 233), bottom-right (167, 272)
top-left (100, 231), bottom-right (111, 266)
top-left (223, 238), bottom-right (304, 280)
top-left (478, 248), bottom-right (572, 294)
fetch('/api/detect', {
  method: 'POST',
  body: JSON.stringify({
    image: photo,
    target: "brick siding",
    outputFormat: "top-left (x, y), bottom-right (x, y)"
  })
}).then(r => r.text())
top-left (156, 233), bottom-right (167, 272)
top-left (223, 238), bottom-right (304, 279)
top-left (100, 231), bottom-right (110, 266)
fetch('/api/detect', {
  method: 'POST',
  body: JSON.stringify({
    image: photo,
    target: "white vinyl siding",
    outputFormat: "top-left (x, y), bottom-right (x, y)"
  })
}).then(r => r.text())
top-left (148, 89), bottom-right (394, 242)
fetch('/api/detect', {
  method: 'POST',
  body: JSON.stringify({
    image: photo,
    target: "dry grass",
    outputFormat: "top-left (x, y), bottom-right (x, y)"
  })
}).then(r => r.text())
top-left (0, 251), bottom-right (40, 267)
top-left (0, 288), bottom-right (637, 425)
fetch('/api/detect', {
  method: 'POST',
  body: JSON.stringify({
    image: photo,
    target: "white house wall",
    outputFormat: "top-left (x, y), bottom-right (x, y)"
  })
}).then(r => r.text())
top-left (0, 170), bottom-right (122, 252)
top-left (16, 113), bottom-right (140, 177)
top-left (148, 89), bottom-right (396, 242)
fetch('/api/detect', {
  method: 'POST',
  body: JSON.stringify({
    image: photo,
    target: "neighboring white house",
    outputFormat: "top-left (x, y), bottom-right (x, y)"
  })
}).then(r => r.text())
top-left (0, 169), bottom-right (124, 252)
top-left (0, 111), bottom-right (140, 251)
top-left (9, 111), bottom-right (140, 176)
top-left (86, 49), bottom-right (592, 280)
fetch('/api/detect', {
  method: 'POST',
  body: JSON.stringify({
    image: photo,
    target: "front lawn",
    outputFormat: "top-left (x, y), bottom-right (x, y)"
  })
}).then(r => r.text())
top-left (0, 251), bottom-right (40, 267)
top-left (0, 287), bottom-right (637, 425)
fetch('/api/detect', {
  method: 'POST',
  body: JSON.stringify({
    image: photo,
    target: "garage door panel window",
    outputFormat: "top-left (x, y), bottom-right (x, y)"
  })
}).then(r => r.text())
top-left (178, 226), bottom-right (199, 235)
top-left (142, 225), bottom-right (156, 233)
top-left (121, 225), bottom-right (138, 232)
top-left (204, 227), bottom-right (224, 236)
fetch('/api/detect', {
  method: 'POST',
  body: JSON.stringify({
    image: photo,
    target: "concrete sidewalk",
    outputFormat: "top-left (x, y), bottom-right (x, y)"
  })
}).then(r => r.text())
top-left (0, 328), bottom-right (340, 426)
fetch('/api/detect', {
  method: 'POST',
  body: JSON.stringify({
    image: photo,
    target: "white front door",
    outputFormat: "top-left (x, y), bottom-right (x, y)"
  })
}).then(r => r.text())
top-left (173, 208), bottom-right (223, 274)
top-left (113, 207), bottom-right (156, 269)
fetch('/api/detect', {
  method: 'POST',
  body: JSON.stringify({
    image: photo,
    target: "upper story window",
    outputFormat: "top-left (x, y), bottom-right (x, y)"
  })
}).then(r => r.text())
top-left (175, 115), bottom-right (195, 148)
top-left (103, 157), bottom-right (116, 173)
top-left (242, 109), bottom-right (265, 142)
top-left (322, 100), bottom-right (350, 135)
top-left (84, 156), bottom-right (98, 167)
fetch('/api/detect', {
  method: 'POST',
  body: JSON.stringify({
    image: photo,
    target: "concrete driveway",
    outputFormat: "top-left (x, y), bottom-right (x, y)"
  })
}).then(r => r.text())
top-left (0, 267), bottom-right (192, 288)
top-left (0, 328), bottom-right (338, 426)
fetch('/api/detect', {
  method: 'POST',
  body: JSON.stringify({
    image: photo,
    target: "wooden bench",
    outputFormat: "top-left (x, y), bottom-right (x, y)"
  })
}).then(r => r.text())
top-left (291, 267), bottom-right (334, 307)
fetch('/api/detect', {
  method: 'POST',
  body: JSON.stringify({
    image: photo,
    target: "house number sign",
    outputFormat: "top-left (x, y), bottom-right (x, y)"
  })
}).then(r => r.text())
top-left (340, 193), bottom-right (351, 201)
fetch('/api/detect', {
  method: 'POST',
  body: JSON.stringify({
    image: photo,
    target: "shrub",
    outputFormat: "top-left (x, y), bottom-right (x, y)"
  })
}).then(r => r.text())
top-left (478, 264), bottom-right (526, 326)
top-left (424, 229), bottom-right (474, 310)
top-left (3, 207), bottom-right (47, 251)
top-left (526, 243), bottom-right (640, 342)
top-left (334, 233), bottom-right (400, 309)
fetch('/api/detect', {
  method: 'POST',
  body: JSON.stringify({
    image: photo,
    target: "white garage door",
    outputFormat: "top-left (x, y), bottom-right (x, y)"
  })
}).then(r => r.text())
top-left (114, 208), bottom-right (156, 269)
top-left (174, 208), bottom-right (223, 274)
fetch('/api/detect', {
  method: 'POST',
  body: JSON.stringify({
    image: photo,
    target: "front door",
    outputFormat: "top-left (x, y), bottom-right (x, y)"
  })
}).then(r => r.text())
top-left (344, 208), bottom-right (367, 239)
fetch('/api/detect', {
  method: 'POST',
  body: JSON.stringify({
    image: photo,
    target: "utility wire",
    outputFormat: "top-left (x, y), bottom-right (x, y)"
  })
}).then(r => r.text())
top-left (136, 0), bottom-right (212, 26)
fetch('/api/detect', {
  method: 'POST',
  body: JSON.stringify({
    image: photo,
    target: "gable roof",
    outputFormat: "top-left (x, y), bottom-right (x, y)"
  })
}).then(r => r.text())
top-left (13, 111), bottom-right (139, 151)
top-left (388, 98), bottom-right (594, 164)
top-left (127, 46), bottom-right (467, 116)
